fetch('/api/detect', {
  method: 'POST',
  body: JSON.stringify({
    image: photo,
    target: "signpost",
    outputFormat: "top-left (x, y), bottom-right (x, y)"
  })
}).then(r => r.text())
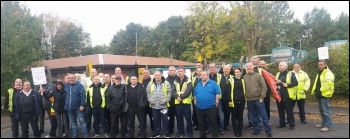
top-left (31, 67), bottom-right (47, 85)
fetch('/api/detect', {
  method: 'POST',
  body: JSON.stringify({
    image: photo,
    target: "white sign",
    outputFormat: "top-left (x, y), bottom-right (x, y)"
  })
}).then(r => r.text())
top-left (318, 46), bottom-right (329, 60)
top-left (31, 67), bottom-right (47, 85)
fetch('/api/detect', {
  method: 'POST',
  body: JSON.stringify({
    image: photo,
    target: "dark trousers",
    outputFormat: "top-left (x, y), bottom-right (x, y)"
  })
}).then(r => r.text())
top-left (264, 92), bottom-right (271, 120)
top-left (292, 99), bottom-right (306, 121)
top-left (19, 113), bottom-right (40, 138)
top-left (105, 108), bottom-right (111, 133)
top-left (276, 98), bottom-right (295, 127)
top-left (49, 115), bottom-right (57, 137)
top-left (175, 104), bottom-right (193, 136)
top-left (85, 104), bottom-right (93, 133)
top-left (110, 112), bottom-right (127, 138)
top-left (127, 106), bottom-right (146, 137)
top-left (92, 107), bottom-right (107, 134)
top-left (40, 108), bottom-right (50, 131)
top-left (145, 105), bottom-right (154, 131)
top-left (196, 106), bottom-right (219, 138)
top-left (191, 100), bottom-right (198, 128)
top-left (168, 99), bottom-right (176, 134)
top-left (10, 113), bottom-right (19, 138)
top-left (222, 100), bottom-right (231, 128)
top-left (62, 114), bottom-right (69, 134)
top-left (152, 108), bottom-right (169, 135)
top-left (55, 111), bottom-right (68, 138)
top-left (230, 101), bottom-right (245, 134)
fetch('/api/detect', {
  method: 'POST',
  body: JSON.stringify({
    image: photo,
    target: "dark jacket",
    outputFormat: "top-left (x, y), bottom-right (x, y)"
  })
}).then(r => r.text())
top-left (14, 90), bottom-right (41, 119)
top-left (277, 70), bottom-right (298, 100)
top-left (172, 75), bottom-right (193, 100)
top-left (126, 82), bottom-right (148, 108)
top-left (64, 81), bottom-right (86, 112)
top-left (45, 88), bottom-right (66, 112)
top-left (106, 84), bottom-right (126, 114)
top-left (34, 83), bottom-right (55, 109)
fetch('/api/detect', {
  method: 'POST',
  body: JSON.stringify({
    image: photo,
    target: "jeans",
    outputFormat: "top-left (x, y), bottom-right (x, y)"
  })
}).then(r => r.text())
top-left (247, 100), bottom-right (272, 134)
top-left (152, 108), bottom-right (169, 135)
top-left (217, 100), bottom-right (224, 130)
top-left (292, 99), bottom-right (306, 121)
top-left (68, 110), bottom-right (88, 138)
top-left (318, 98), bottom-right (332, 129)
top-left (92, 107), bottom-right (107, 134)
top-left (175, 104), bottom-right (193, 136)
top-left (55, 111), bottom-right (69, 138)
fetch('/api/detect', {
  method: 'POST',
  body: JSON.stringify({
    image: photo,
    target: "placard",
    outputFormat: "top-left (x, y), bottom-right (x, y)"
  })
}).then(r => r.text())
top-left (318, 46), bottom-right (329, 60)
top-left (31, 67), bottom-right (47, 85)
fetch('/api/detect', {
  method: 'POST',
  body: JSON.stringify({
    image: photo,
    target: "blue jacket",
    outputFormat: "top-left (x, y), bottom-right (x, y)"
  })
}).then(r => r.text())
top-left (45, 88), bottom-right (66, 112)
top-left (14, 90), bottom-right (41, 120)
top-left (64, 81), bottom-right (86, 112)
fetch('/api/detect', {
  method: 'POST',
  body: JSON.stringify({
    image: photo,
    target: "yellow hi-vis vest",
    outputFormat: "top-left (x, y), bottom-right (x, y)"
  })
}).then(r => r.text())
top-left (293, 70), bottom-right (310, 100)
top-left (276, 71), bottom-right (297, 100)
top-left (211, 73), bottom-right (222, 98)
top-left (311, 68), bottom-right (335, 97)
top-left (87, 86), bottom-right (107, 108)
top-left (123, 76), bottom-right (130, 85)
top-left (7, 88), bottom-right (14, 112)
top-left (49, 97), bottom-right (55, 116)
top-left (228, 78), bottom-right (246, 107)
top-left (149, 82), bottom-right (170, 107)
top-left (174, 80), bottom-right (192, 104)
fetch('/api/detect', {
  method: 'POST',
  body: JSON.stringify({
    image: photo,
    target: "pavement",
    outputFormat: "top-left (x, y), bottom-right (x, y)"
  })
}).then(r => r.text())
top-left (1, 101), bottom-right (349, 138)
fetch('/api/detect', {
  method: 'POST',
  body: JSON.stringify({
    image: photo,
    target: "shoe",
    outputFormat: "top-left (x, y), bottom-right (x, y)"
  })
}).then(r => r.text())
top-left (150, 134), bottom-right (160, 138)
top-left (105, 133), bottom-right (110, 138)
top-left (234, 133), bottom-right (240, 137)
top-left (276, 125), bottom-right (286, 128)
top-left (244, 124), bottom-right (253, 130)
top-left (269, 122), bottom-right (273, 126)
top-left (45, 135), bottom-right (53, 138)
top-left (301, 121), bottom-right (307, 124)
top-left (224, 127), bottom-right (230, 131)
top-left (315, 125), bottom-right (324, 128)
top-left (289, 126), bottom-right (294, 130)
top-left (267, 133), bottom-right (272, 138)
top-left (92, 134), bottom-right (100, 138)
top-left (175, 134), bottom-right (184, 138)
top-left (194, 127), bottom-right (199, 130)
top-left (206, 129), bottom-right (211, 135)
top-left (219, 130), bottom-right (224, 135)
top-left (252, 132), bottom-right (259, 135)
top-left (320, 127), bottom-right (330, 132)
top-left (164, 134), bottom-right (170, 138)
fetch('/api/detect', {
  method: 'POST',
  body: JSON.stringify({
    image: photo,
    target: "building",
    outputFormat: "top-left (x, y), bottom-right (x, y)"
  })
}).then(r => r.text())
top-left (43, 54), bottom-right (195, 80)
top-left (271, 46), bottom-right (307, 64)
top-left (323, 40), bottom-right (348, 49)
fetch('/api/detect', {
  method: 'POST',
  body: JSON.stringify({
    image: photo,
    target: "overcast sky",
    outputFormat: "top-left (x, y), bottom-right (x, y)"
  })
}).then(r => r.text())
top-left (22, 1), bottom-right (349, 46)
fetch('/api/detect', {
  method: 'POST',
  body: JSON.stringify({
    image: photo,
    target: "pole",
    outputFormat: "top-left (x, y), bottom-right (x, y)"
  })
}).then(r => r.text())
top-left (136, 32), bottom-right (138, 56)
top-left (299, 36), bottom-right (301, 50)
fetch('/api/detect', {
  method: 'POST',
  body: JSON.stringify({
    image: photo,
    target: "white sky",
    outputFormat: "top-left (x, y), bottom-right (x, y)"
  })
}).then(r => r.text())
top-left (22, 1), bottom-right (349, 46)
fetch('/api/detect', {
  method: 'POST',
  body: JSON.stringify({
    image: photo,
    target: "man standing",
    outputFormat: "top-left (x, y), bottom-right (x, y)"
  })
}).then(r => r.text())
top-left (64, 74), bottom-right (88, 138)
top-left (148, 71), bottom-right (172, 138)
top-left (243, 63), bottom-right (272, 137)
top-left (4, 79), bottom-right (22, 138)
top-left (311, 60), bottom-right (334, 132)
top-left (165, 66), bottom-right (177, 135)
top-left (275, 62), bottom-right (298, 130)
top-left (194, 70), bottom-right (220, 138)
top-left (173, 66), bottom-right (193, 138)
top-left (127, 76), bottom-right (148, 138)
top-left (292, 63), bottom-right (310, 124)
top-left (221, 65), bottom-right (233, 131)
top-left (106, 75), bottom-right (127, 138)
top-left (259, 60), bottom-right (273, 126)
top-left (14, 81), bottom-right (41, 138)
top-left (191, 67), bottom-right (202, 130)
top-left (141, 69), bottom-right (154, 132)
top-left (115, 67), bottom-right (129, 84)
top-left (85, 68), bottom-right (99, 133)
top-left (103, 74), bottom-right (113, 136)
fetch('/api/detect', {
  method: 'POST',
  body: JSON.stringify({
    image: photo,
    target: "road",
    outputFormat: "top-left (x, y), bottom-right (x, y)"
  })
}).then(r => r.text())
top-left (1, 110), bottom-right (349, 138)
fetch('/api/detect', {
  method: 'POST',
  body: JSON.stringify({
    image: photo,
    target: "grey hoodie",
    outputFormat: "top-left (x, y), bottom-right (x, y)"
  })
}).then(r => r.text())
top-left (147, 76), bottom-right (172, 109)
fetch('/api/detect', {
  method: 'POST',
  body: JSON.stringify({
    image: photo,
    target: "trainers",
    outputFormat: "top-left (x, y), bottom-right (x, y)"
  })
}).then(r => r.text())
top-left (92, 134), bottom-right (100, 138)
top-left (175, 134), bottom-right (184, 138)
top-left (320, 127), bottom-right (330, 132)
top-left (164, 134), bottom-right (170, 138)
top-left (105, 133), bottom-right (110, 138)
top-left (315, 125), bottom-right (324, 128)
top-left (150, 134), bottom-right (160, 138)
top-left (45, 135), bottom-right (53, 138)
top-left (267, 133), bottom-right (272, 138)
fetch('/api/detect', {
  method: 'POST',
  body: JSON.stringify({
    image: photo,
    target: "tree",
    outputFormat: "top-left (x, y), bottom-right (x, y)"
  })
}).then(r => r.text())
top-left (81, 44), bottom-right (109, 56)
top-left (1, 1), bottom-right (44, 95)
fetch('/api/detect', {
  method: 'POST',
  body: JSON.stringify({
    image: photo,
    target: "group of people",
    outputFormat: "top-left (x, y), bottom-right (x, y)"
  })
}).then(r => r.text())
top-left (4, 57), bottom-right (335, 138)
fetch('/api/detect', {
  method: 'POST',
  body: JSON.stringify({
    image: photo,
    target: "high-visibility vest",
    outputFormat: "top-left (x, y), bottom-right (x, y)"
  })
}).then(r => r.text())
top-left (7, 88), bottom-right (14, 112)
top-left (149, 81), bottom-right (170, 107)
top-left (123, 76), bottom-right (130, 85)
top-left (87, 86), bottom-right (107, 108)
top-left (276, 71), bottom-right (297, 100)
top-left (49, 97), bottom-right (55, 116)
top-left (228, 78), bottom-right (246, 107)
top-left (311, 68), bottom-right (335, 98)
top-left (213, 73), bottom-right (222, 98)
top-left (174, 80), bottom-right (192, 104)
top-left (293, 70), bottom-right (310, 100)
